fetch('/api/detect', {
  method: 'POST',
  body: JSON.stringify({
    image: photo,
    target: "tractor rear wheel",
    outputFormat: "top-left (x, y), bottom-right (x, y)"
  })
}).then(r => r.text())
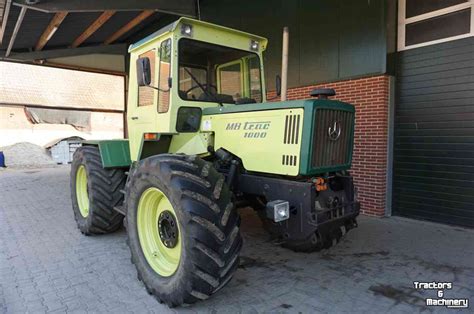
top-left (70, 146), bottom-right (126, 234)
top-left (125, 154), bottom-right (242, 307)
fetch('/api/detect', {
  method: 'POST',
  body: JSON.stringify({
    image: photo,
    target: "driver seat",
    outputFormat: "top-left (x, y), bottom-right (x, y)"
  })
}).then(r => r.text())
top-left (198, 93), bottom-right (234, 104)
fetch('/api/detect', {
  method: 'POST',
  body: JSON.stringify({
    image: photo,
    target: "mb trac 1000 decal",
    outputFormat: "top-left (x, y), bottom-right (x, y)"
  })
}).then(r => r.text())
top-left (225, 121), bottom-right (271, 138)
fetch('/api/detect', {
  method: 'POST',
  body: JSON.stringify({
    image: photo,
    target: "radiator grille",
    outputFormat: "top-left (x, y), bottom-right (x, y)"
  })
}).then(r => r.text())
top-left (311, 109), bottom-right (353, 168)
top-left (283, 114), bottom-right (301, 144)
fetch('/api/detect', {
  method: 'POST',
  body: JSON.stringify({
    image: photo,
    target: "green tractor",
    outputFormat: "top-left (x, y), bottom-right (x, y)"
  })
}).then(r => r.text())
top-left (70, 17), bottom-right (360, 306)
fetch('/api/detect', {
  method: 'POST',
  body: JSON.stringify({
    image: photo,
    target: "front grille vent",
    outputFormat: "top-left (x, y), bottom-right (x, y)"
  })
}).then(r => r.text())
top-left (284, 114), bottom-right (301, 144)
top-left (312, 109), bottom-right (353, 168)
top-left (282, 155), bottom-right (298, 166)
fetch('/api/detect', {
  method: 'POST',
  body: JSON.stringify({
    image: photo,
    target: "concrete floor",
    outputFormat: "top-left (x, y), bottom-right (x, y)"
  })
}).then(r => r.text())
top-left (0, 166), bottom-right (473, 313)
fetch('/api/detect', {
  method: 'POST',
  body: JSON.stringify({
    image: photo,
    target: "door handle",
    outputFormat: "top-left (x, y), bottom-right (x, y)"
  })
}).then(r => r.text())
top-left (131, 116), bottom-right (139, 120)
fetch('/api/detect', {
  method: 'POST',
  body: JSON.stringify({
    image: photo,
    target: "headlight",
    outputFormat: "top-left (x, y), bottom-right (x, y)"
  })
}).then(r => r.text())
top-left (250, 40), bottom-right (259, 51)
top-left (181, 24), bottom-right (193, 37)
top-left (266, 200), bottom-right (290, 222)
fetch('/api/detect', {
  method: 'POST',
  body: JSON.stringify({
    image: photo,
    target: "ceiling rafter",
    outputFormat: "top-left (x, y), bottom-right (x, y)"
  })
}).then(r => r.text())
top-left (11, 0), bottom-right (196, 17)
top-left (71, 10), bottom-right (115, 48)
top-left (8, 43), bottom-right (127, 60)
top-left (34, 11), bottom-right (68, 51)
top-left (104, 10), bottom-right (154, 45)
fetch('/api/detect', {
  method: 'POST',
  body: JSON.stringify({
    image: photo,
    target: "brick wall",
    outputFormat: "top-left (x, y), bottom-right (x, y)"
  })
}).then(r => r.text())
top-left (268, 75), bottom-right (390, 216)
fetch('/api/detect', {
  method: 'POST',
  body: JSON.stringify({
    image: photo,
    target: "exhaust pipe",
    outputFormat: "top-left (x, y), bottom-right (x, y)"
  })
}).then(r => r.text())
top-left (281, 26), bottom-right (289, 101)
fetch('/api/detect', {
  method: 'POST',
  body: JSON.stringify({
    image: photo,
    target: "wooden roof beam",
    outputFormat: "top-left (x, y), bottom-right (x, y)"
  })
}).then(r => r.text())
top-left (8, 43), bottom-right (127, 60)
top-left (104, 10), bottom-right (154, 45)
top-left (71, 10), bottom-right (115, 48)
top-left (34, 11), bottom-right (68, 51)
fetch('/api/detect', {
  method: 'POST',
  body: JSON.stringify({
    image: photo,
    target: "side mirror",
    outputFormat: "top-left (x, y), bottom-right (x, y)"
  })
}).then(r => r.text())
top-left (136, 57), bottom-right (151, 86)
top-left (276, 75), bottom-right (281, 96)
top-left (168, 77), bottom-right (172, 89)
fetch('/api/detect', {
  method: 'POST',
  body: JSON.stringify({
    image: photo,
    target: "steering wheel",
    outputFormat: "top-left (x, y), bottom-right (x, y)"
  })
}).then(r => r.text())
top-left (185, 84), bottom-right (217, 95)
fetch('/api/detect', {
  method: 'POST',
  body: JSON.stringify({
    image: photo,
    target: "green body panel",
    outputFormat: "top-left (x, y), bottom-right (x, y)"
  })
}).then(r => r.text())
top-left (202, 108), bottom-right (304, 176)
top-left (203, 99), bottom-right (355, 175)
top-left (83, 139), bottom-right (131, 168)
top-left (202, 99), bottom-right (351, 114)
top-left (168, 133), bottom-right (210, 156)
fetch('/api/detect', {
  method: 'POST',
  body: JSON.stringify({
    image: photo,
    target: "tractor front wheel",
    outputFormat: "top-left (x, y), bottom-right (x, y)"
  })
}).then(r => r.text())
top-left (125, 154), bottom-right (242, 307)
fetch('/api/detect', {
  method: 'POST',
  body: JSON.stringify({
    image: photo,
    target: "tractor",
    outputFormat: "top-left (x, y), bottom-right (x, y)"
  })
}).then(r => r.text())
top-left (70, 17), bottom-right (360, 307)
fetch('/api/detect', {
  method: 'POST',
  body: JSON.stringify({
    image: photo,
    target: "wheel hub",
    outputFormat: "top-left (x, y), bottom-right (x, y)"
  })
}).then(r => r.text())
top-left (76, 165), bottom-right (89, 218)
top-left (137, 187), bottom-right (181, 277)
top-left (158, 210), bottom-right (179, 248)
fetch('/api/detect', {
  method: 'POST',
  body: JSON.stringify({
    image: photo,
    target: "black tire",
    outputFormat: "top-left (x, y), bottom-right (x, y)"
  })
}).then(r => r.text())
top-left (283, 218), bottom-right (358, 252)
top-left (70, 146), bottom-right (126, 234)
top-left (126, 154), bottom-right (242, 307)
top-left (282, 231), bottom-right (333, 252)
top-left (257, 208), bottom-right (350, 252)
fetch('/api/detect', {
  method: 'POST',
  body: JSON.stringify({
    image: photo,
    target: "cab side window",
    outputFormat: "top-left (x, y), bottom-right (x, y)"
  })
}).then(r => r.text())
top-left (137, 50), bottom-right (156, 106)
top-left (158, 39), bottom-right (171, 113)
top-left (248, 56), bottom-right (262, 103)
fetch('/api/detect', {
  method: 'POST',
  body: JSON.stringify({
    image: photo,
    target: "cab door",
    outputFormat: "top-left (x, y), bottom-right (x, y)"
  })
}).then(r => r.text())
top-left (127, 39), bottom-right (172, 161)
top-left (127, 48), bottom-right (158, 161)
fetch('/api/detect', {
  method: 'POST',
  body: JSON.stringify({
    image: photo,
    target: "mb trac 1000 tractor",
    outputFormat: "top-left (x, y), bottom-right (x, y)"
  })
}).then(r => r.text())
top-left (70, 17), bottom-right (360, 307)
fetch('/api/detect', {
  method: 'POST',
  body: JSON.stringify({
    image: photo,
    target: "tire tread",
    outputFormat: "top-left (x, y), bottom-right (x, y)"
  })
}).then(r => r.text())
top-left (125, 154), bottom-right (242, 306)
top-left (70, 146), bottom-right (125, 235)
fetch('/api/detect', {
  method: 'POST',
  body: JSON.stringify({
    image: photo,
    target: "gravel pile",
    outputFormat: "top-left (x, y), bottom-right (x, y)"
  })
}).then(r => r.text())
top-left (0, 142), bottom-right (56, 168)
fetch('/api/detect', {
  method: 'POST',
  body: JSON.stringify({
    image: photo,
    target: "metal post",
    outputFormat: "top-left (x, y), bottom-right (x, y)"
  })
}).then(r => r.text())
top-left (0, 0), bottom-right (12, 45)
top-left (281, 26), bottom-right (289, 101)
top-left (6, 6), bottom-right (27, 57)
top-left (385, 76), bottom-right (396, 217)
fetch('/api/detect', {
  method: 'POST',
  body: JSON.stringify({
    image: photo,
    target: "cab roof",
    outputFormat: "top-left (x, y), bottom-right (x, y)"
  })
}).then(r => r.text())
top-left (128, 17), bottom-right (268, 52)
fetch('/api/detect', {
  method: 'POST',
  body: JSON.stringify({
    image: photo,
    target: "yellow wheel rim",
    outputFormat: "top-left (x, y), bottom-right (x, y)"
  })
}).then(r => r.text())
top-left (76, 165), bottom-right (89, 218)
top-left (137, 187), bottom-right (182, 277)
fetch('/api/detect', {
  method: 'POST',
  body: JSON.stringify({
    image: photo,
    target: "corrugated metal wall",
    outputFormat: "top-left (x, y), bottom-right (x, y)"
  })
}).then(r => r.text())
top-left (201, 0), bottom-right (387, 89)
top-left (393, 37), bottom-right (474, 227)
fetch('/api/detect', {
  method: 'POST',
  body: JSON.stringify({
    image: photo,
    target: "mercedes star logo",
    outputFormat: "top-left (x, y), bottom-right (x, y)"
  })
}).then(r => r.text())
top-left (328, 121), bottom-right (341, 141)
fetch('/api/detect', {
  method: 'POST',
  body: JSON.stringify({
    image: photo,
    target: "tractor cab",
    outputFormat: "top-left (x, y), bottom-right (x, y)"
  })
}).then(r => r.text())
top-left (127, 17), bottom-right (268, 161)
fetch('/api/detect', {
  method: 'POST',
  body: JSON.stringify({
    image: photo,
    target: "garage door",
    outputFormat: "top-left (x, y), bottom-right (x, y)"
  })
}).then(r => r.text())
top-left (393, 37), bottom-right (474, 227)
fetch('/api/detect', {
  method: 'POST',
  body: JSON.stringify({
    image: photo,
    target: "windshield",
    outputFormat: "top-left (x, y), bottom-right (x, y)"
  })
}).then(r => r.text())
top-left (178, 39), bottom-right (262, 104)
